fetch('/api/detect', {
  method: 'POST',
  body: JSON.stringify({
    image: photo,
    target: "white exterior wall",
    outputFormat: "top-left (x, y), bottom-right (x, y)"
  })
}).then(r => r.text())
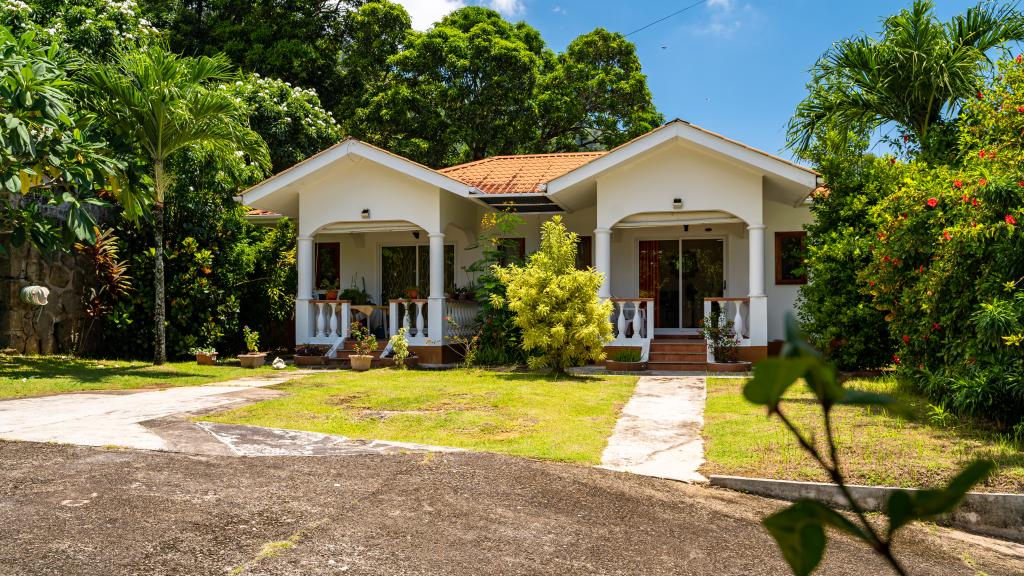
top-left (764, 199), bottom-right (812, 341)
top-left (595, 141), bottom-right (763, 230)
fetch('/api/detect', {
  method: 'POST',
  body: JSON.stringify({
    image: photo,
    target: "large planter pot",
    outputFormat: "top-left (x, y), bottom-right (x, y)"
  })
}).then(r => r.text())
top-left (294, 354), bottom-right (327, 367)
top-left (606, 360), bottom-right (648, 372)
top-left (349, 354), bottom-right (374, 372)
top-left (195, 352), bottom-right (217, 366)
top-left (325, 290), bottom-right (339, 300)
top-left (238, 352), bottom-right (267, 369)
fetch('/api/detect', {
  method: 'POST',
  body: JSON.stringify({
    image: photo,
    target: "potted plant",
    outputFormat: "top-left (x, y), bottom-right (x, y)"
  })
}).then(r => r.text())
top-left (387, 327), bottom-right (418, 369)
top-left (700, 307), bottom-right (740, 363)
top-left (321, 278), bottom-right (340, 300)
top-left (294, 343), bottom-right (330, 366)
top-left (238, 326), bottom-right (267, 368)
top-left (605, 348), bottom-right (647, 371)
top-left (403, 286), bottom-right (419, 299)
top-left (452, 285), bottom-right (474, 301)
top-left (348, 322), bottom-right (378, 371)
top-left (191, 346), bottom-right (218, 366)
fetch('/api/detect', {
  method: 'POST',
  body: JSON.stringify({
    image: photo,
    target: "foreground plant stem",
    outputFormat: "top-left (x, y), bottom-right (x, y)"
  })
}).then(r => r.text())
top-left (774, 407), bottom-right (909, 576)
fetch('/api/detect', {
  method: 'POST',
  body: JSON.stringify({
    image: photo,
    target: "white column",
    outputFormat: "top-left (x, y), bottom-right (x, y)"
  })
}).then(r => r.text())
top-left (747, 223), bottom-right (768, 348)
top-left (428, 232), bottom-right (445, 343)
top-left (295, 235), bottom-right (314, 344)
top-left (747, 224), bottom-right (766, 297)
top-left (594, 227), bottom-right (612, 299)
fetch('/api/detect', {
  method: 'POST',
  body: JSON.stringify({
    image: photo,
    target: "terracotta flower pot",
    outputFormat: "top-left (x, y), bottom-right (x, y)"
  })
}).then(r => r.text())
top-left (294, 354), bottom-right (327, 367)
top-left (325, 290), bottom-right (339, 300)
top-left (349, 354), bottom-right (373, 372)
top-left (195, 352), bottom-right (217, 366)
top-left (238, 352), bottom-right (267, 368)
top-left (605, 360), bottom-right (648, 372)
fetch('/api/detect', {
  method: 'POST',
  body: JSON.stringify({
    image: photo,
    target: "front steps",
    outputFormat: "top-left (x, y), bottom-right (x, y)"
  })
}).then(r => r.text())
top-left (644, 337), bottom-right (750, 373)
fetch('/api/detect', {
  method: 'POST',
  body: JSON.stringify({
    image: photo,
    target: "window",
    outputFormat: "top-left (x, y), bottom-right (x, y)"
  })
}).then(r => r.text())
top-left (775, 231), bottom-right (807, 285)
top-left (315, 243), bottom-right (340, 290)
top-left (575, 235), bottom-right (593, 270)
top-left (498, 237), bottom-right (526, 265)
top-left (380, 244), bottom-right (455, 301)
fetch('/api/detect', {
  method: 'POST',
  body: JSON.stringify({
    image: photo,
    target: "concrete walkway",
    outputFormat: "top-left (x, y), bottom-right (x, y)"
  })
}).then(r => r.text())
top-left (599, 375), bottom-right (707, 483)
top-left (0, 374), bottom-right (462, 456)
top-left (0, 375), bottom-right (295, 450)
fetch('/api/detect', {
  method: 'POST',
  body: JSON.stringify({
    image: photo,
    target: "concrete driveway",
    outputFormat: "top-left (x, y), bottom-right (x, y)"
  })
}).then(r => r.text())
top-left (2, 441), bottom-right (1022, 575)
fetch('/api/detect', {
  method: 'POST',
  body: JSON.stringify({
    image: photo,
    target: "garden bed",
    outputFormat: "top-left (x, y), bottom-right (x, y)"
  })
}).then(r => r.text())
top-left (200, 369), bottom-right (638, 463)
top-left (701, 377), bottom-right (1024, 493)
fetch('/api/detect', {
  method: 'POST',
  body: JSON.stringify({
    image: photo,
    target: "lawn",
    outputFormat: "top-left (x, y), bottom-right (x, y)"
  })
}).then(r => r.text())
top-left (0, 355), bottom-right (290, 399)
top-left (702, 377), bottom-right (1024, 493)
top-left (201, 369), bottom-right (638, 463)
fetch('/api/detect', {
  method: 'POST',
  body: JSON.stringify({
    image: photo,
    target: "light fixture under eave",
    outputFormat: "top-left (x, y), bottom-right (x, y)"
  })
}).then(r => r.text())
top-left (360, 209), bottom-right (370, 219)
top-left (672, 198), bottom-right (683, 210)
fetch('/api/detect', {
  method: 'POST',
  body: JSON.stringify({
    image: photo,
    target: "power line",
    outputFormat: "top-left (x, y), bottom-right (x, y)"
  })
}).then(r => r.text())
top-left (624, 0), bottom-right (710, 37)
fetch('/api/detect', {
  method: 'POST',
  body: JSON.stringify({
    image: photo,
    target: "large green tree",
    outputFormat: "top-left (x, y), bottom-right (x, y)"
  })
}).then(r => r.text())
top-left (84, 46), bottom-right (268, 363)
top-left (787, 0), bottom-right (1024, 161)
top-left (0, 26), bottom-right (120, 254)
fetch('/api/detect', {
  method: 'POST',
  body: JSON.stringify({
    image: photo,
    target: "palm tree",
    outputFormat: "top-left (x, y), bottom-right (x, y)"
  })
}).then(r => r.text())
top-left (788, 0), bottom-right (1024, 158)
top-left (85, 45), bottom-right (269, 364)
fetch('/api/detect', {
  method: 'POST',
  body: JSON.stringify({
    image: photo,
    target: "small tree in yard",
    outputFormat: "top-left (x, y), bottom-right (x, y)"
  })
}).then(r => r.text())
top-left (492, 216), bottom-right (612, 374)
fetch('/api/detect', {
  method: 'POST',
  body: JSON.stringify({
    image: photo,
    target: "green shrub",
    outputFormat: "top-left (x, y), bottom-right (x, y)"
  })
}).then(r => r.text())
top-left (492, 216), bottom-right (613, 374)
top-left (609, 349), bottom-right (641, 363)
top-left (465, 211), bottom-right (526, 366)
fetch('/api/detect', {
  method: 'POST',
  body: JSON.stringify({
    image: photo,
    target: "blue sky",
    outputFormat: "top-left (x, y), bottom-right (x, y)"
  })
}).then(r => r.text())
top-left (395, 0), bottom-right (995, 157)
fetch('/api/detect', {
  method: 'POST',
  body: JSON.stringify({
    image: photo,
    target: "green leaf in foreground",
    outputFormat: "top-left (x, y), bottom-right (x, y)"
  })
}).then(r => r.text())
top-left (744, 357), bottom-right (812, 408)
top-left (763, 500), bottom-right (866, 576)
top-left (886, 460), bottom-right (995, 533)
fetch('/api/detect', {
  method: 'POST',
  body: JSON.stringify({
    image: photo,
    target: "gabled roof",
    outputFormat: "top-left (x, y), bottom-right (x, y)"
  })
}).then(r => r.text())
top-left (239, 137), bottom-right (473, 208)
top-left (546, 119), bottom-right (818, 195)
top-left (439, 152), bottom-right (606, 194)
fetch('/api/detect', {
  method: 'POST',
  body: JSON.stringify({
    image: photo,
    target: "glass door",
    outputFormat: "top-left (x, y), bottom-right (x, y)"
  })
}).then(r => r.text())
top-left (638, 238), bottom-right (724, 332)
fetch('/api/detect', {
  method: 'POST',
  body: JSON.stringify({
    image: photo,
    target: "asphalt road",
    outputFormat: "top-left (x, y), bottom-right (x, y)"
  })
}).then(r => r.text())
top-left (1, 441), bottom-right (1020, 576)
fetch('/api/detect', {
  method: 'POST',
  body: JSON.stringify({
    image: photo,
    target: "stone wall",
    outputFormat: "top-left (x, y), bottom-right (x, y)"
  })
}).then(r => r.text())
top-left (0, 241), bottom-right (89, 354)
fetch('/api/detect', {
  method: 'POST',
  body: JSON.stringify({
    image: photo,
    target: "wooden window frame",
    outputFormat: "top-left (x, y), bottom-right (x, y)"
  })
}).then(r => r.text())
top-left (775, 231), bottom-right (807, 285)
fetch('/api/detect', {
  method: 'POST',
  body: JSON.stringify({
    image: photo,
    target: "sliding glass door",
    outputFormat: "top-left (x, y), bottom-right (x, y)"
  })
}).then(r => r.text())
top-left (380, 245), bottom-right (455, 302)
top-left (638, 238), bottom-right (724, 331)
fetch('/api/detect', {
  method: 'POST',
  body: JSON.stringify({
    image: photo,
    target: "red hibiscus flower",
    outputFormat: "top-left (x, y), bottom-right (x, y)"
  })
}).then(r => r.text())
top-left (979, 150), bottom-right (987, 159)
top-left (963, 194), bottom-right (970, 203)
top-left (1019, 181), bottom-right (1024, 187)
top-left (977, 91), bottom-right (984, 100)
top-left (927, 197), bottom-right (939, 207)
top-left (878, 232), bottom-right (886, 240)
top-left (972, 198), bottom-right (980, 206)
top-left (902, 335), bottom-right (910, 344)
top-left (1018, 106), bottom-right (1024, 113)
top-left (979, 178), bottom-right (988, 186)
top-left (1018, 54), bottom-right (1024, 63)
top-left (953, 179), bottom-right (964, 189)
top-left (1006, 214), bottom-right (1018, 225)
top-left (869, 280), bottom-right (876, 287)
top-left (933, 323), bottom-right (941, 330)
top-left (892, 355), bottom-right (901, 365)
top-left (943, 230), bottom-right (953, 241)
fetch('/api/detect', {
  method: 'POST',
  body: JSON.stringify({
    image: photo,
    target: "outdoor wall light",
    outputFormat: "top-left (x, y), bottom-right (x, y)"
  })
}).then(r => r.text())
top-left (672, 198), bottom-right (683, 210)
top-left (361, 209), bottom-right (370, 219)
top-left (412, 231), bottom-right (421, 240)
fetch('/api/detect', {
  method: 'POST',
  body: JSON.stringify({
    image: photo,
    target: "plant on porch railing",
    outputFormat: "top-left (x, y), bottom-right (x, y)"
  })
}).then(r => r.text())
top-left (492, 216), bottom-right (613, 374)
top-left (746, 313), bottom-right (994, 576)
top-left (700, 306), bottom-right (740, 363)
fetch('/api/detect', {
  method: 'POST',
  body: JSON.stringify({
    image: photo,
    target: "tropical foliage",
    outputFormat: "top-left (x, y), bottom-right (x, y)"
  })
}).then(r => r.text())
top-left (0, 27), bottom-right (120, 253)
top-left (83, 45), bottom-right (269, 363)
top-left (492, 216), bottom-right (613, 374)
top-left (465, 211), bottom-right (526, 366)
top-left (788, 0), bottom-right (1024, 161)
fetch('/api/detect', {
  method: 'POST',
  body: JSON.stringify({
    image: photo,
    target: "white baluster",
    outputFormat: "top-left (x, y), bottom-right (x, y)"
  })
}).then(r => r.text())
top-left (341, 302), bottom-right (351, 340)
top-left (416, 301), bottom-right (426, 338)
top-left (631, 300), bottom-right (642, 340)
top-left (329, 302), bottom-right (339, 337)
top-left (403, 301), bottom-right (412, 335)
top-left (616, 302), bottom-right (626, 338)
top-left (389, 301), bottom-right (399, 338)
top-left (646, 300), bottom-right (655, 340)
top-left (315, 302), bottom-right (326, 338)
top-left (733, 301), bottom-right (745, 341)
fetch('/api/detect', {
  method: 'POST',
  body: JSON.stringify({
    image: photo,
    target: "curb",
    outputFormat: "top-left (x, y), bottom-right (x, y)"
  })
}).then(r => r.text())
top-left (709, 475), bottom-right (1024, 543)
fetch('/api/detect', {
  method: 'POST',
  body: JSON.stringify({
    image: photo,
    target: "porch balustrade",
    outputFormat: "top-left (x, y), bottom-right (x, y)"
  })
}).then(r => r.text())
top-left (445, 299), bottom-right (480, 337)
top-left (304, 299), bottom-right (351, 344)
top-left (703, 297), bottom-right (751, 362)
top-left (609, 298), bottom-right (655, 344)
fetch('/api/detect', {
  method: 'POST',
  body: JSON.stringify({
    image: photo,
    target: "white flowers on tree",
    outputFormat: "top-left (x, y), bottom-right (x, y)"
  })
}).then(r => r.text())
top-left (492, 216), bottom-right (613, 374)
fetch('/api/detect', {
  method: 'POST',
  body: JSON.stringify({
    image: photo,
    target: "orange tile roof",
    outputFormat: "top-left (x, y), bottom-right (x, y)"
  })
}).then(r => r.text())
top-left (440, 152), bottom-right (606, 194)
top-left (245, 208), bottom-right (282, 217)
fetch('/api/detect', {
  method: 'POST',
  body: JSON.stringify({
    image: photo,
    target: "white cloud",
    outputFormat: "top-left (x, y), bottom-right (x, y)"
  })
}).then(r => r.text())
top-left (552, 5), bottom-right (566, 15)
top-left (689, 0), bottom-right (752, 38)
top-left (394, 0), bottom-right (526, 31)
top-left (395, 0), bottom-right (465, 30)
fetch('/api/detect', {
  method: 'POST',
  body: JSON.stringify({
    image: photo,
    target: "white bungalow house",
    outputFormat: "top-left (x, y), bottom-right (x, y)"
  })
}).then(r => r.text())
top-left (240, 119), bottom-right (819, 368)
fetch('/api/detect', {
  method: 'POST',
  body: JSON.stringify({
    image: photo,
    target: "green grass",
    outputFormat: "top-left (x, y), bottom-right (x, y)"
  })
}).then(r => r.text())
top-left (202, 369), bottom-right (638, 463)
top-left (0, 355), bottom-right (291, 399)
top-left (703, 377), bottom-right (1024, 493)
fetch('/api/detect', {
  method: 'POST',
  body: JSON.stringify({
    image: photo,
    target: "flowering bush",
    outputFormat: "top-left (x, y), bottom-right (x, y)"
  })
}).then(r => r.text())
top-left (1, 0), bottom-right (159, 59)
top-left (388, 327), bottom-right (410, 369)
top-left (861, 57), bottom-right (1024, 423)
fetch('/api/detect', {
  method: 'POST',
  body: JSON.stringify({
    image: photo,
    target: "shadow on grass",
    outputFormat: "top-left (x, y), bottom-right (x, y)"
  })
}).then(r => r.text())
top-left (1, 356), bottom-right (208, 384)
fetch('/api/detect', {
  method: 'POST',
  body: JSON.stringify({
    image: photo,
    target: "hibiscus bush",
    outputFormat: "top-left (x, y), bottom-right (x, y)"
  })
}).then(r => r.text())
top-left (862, 57), bottom-right (1024, 424)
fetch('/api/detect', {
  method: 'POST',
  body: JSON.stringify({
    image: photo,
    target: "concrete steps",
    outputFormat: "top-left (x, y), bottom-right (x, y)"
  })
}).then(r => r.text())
top-left (644, 338), bottom-right (751, 373)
